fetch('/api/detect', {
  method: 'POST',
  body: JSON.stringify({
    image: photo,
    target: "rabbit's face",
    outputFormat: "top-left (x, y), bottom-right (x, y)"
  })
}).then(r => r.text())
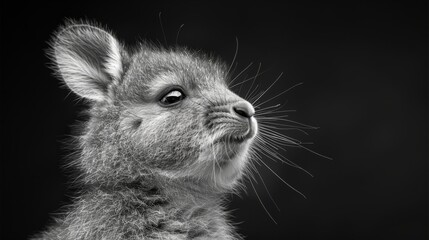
top-left (51, 22), bottom-right (257, 190)
top-left (117, 51), bottom-right (258, 190)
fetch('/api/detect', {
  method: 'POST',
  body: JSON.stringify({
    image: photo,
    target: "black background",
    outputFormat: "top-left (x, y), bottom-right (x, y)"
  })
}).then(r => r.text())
top-left (1, 1), bottom-right (427, 240)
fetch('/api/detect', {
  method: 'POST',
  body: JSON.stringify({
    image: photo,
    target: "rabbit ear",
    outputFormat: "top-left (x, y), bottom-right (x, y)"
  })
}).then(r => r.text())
top-left (51, 21), bottom-right (125, 102)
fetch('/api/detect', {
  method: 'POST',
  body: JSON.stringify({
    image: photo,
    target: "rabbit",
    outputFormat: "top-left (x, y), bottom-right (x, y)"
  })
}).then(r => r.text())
top-left (33, 20), bottom-right (259, 240)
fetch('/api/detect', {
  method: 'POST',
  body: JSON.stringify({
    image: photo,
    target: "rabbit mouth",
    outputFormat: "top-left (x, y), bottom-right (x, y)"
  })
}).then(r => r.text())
top-left (214, 118), bottom-right (257, 145)
top-left (214, 118), bottom-right (257, 144)
top-left (214, 134), bottom-right (248, 144)
top-left (211, 119), bottom-right (257, 166)
top-left (220, 132), bottom-right (251, 144)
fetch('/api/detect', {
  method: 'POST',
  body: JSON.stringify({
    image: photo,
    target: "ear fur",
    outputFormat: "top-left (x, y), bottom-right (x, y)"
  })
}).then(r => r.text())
top-left (50, 20), bottom-right (125, 102)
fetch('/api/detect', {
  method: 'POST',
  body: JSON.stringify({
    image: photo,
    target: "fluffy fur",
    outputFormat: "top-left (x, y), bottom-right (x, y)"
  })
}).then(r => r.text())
top-left (34, 21), bottom-right (259, 240)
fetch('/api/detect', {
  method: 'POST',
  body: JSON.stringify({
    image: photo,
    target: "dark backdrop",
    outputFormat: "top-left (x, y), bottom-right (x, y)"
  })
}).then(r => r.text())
top-left (1, 1), bottom-right (427, 240)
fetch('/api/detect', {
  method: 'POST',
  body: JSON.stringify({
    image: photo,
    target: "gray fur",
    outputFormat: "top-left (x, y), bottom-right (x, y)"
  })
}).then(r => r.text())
top-left (35, 20), bottom-right (258, 240)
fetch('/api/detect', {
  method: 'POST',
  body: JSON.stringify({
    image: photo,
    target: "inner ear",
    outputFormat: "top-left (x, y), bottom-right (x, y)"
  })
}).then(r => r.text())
top-left (51, 21), bottom-right (126, 102)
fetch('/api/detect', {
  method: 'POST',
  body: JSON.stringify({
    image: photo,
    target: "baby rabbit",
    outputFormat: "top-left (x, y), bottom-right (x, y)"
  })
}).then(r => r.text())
top-left (34, 20), bottom-right (258, 240)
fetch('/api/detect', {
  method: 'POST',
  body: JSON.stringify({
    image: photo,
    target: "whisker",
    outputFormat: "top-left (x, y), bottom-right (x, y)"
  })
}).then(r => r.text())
top-left (228, 62), bottom-right (254, 87)
top-left (230, 69), bottom-right (266, 90)
top-left (290, 143), bottom-right (333, 160)
top-left (257, 114), bottom-right (296, 120)
top-left (257, 117), bottom-right (317, 129)
top-left (259, 160), bottom-right (306, 199)
top-left (254, 82), bottom-right (303, 109)
top-left (259, 132), bottom-right (312, 147)
top-left (226, 37), bottom-right (239, 76)
top-left (246, 148), bottom-right (262, 183)
top-left (158, 12), bottom-right (168, 46)
top-left (252, 72), bottom-right (284, 105)
top-left (256, 108), bottom-right (295, 115)
top-left (259, 126), bottom-right (331, 160)
top-left (249, 179), bottom-right (277, 224)
top-left (254, 164), bottom-right (281, 212)
top-left (175, 24), bottom-right (185, 45)
top-left (255, 103), bottom-right (282, 112)
top-left (259, 124), bottom-right (310, 135)
top-left (247, 84), bottom-right (260, 101)
top-left (248, 89), bottom-right (264, 104)
top-left (237, 73), bottom-right (247, 96)
top-left (245, 62), bottom-right (262, 99)
top-left (259, 127), bottom-right (315, 149)
top-left (257, 121), bottom-right (305, 128)
top-left (255, 136), bottom-right (314, 177)
top-left (259, 127), bottom-right (303, 144)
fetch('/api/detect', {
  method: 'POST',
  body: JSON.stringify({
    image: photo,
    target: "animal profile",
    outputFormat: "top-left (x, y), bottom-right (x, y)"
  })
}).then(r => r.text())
top-left (34, 20), bottom-right (314, 240)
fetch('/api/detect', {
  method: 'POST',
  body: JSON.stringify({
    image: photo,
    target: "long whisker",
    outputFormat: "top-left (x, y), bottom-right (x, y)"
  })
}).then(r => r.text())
top-left (175, 24), bottom-right (185, 45)
top-left (254, 82), bottom-right (303, 108)
top-left (247, 84), bottom-right (260, 101)
top-left (259, 127), bottom-right (317, 148)
top-left (237, 73), bottom-right (248, 96)
top-left (259, 127), bottom-right (303, 144)
top-left (255, 103), bottom-right (282, 113)
top-left (249, 179), bottom-right (277, 224)
top-left (226, 37), bottom-right (239, 76)
top-left (248, 89), bottom-right (264, 105)
top-left (257, 117), bottom-right (317, 129)
top-left (245, 62), bottom-right (261, 99)
top-left (290, 143), bottom-right (333, 160)
top-left (255, 136), bottom-right (314, 177)
top-left (158, 12), bottom-right (168, 46)
top-left (245, 152), bottom-right (260, 184)
top-left (252, 72), bottom-right (284, 105)
top-left (230, 70), bottom-right (264, 90)
top-left (259, 160), bottom-right (307, 199)
top-left (257, 120), bottom-right (309, 129)
top-left (228, 62), bottom-right (254, 87)
top-left (259, 124), bottom-right (310, 135)
top-left (253, 162), bottom-right (281, 212)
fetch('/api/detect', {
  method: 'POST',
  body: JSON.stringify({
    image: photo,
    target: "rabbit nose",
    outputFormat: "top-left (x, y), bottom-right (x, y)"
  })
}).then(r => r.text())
top-left (232, 101), bottom-right (255, 118)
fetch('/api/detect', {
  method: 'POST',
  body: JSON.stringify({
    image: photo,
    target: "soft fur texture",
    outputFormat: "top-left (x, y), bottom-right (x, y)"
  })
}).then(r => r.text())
top-left (35, 21), bottom-right (258, 240)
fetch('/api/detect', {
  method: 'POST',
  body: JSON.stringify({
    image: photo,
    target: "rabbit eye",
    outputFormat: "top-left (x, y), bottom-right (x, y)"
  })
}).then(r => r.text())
top-left (159, 90), bottom-right (185, 106)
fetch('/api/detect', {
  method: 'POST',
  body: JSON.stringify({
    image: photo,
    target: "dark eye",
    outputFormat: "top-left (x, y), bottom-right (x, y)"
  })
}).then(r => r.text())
top-left (159, 89), bottom-right (185, 106)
